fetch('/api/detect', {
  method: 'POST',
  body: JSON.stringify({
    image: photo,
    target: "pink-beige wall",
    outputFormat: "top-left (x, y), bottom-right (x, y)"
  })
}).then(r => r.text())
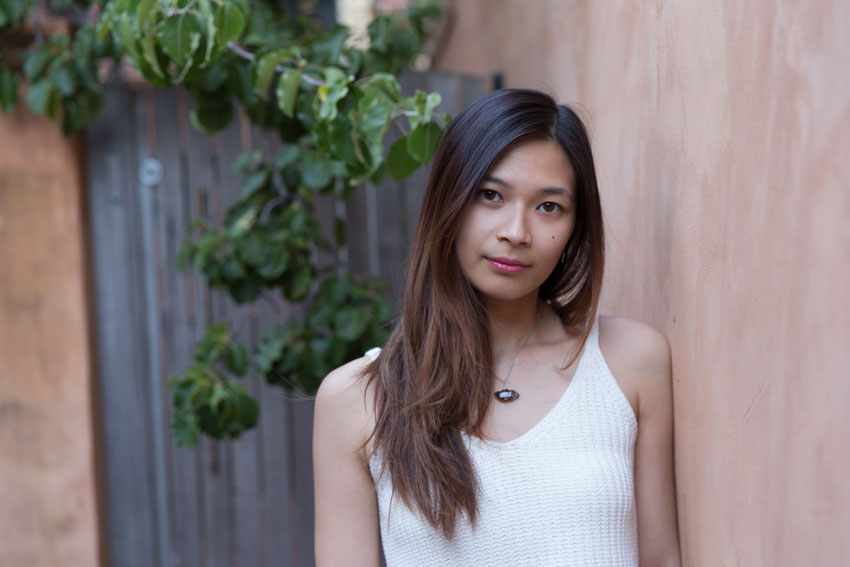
top-left (433, 1), bottom-right (850, 565)
top-left (0, 96), bottom-right (104, 565)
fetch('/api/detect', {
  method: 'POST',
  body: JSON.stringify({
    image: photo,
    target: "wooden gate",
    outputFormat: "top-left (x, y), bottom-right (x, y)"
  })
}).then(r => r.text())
top-left (85, 71), bottom-right (484, 567)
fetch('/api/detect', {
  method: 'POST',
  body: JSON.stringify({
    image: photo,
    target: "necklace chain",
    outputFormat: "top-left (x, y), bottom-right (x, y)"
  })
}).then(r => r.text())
top-left (494, 310), bottom-right (542, 395)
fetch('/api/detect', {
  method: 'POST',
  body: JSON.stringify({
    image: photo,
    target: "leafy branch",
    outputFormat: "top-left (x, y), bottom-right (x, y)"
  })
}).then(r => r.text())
top-left (1, 0), bottom-right (448, 447)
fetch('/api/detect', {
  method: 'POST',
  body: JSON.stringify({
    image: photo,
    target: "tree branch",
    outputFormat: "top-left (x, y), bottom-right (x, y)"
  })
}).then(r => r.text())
top-left (166, 0), bottom-right (198, 18)
top-left (226, 41), bottom-right (324, 87)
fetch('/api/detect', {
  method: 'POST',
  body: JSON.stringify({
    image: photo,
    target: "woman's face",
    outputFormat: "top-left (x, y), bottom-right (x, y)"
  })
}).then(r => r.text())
top-left (455, 139), bottom-right (576, 305)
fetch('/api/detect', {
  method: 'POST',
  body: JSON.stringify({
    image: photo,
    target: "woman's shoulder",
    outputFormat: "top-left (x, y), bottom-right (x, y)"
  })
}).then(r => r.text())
top-left (596, 315), bottom-right (672, 418)
top-left (316, 354), bottom-right (374, 399)
top-left (597, 315), bottom-right (670, 365)
top-left (314, 354), bottom-right (379, 460)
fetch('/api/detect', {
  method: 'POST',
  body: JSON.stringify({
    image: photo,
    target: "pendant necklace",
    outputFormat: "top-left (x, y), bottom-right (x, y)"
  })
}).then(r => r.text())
top-left (494, 309), bottom-right (542, 403)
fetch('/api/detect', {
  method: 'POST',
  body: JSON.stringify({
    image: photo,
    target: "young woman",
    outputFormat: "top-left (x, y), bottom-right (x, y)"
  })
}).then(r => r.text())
top-left (313, 89), bottom-right (681, 566)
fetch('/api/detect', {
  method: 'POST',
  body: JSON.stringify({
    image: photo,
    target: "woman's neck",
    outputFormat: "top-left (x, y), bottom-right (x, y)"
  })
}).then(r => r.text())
top-left (485, 294), bottom-right (543, 359)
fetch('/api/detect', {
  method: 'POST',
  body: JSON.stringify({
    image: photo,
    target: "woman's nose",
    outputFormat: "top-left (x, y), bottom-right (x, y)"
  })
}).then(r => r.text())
top-left (496, 207), bottom-right (531, 246)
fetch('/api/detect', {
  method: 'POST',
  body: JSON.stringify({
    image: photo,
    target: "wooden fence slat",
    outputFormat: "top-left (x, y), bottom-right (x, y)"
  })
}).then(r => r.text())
top-left (151, 87), bottom-right (205, 567)
top-left (181, 88), bottom-right (222, 567)
top-left (225, 115), bottom-right (264, 567)
top-left (87, 85), bottom-right (159, 567)
top-left (137, 86), bottom-right (174, 567)
top-left (203, 114), bottom-right (248, 567)
top-left (249, 128), bottom-right (297, 567)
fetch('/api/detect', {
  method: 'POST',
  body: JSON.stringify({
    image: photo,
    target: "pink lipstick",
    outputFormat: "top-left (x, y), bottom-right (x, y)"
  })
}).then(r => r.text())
top-left (487, 257), bottom-right (528, 273)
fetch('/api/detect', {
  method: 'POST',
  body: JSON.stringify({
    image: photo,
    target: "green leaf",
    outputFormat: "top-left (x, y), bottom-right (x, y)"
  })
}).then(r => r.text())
top-left (159, 14), bottom-right (203, 65)
top-left (214, 2), bottom-right (245, 44)
top-left (274, 145), bottom-right (299, 170)
top-left (316, 66), bottom-right (350, 122)
top-left (333, 307), bottom-right (368, 341)
top-left (224, 198), bottom-right (262, 238)
top-left (284, 262), bottom-right (312, 300)
top-left (223, 343), bottom-right (250, 376)
top-left (23, 49), bottom-right (55, 81)
top-left (136, 0), bottom-right (156, 31)
top-left (422, 92), bottom-right (441, 124)
top-left (234, 227), bottom-right (267, 267)
top-left (275, 68), bottom-right (300, 118)
top-left (169, 378), bottom-right (200, 447)
top-left (257, 246), bottom-right (290, 280)
top-left (255, 326), bottom-right (288, 374)
top-left (254, 48), bottom-right (295, 98)
top-left (173, 31), bottom-right (202, 82)
top-left (231, 387), bottom-right (258, 428)
top-left (240, 169), bottom-right (270, 196)
top-left (0, 65), bottom-right (19, 113)
top-left (301, 158), bottom-right (333, 190)
top-left (62, 97), bottom-right (84, 135)
top-left (232, 149), bottom-right (263, 174)
top-left (195, 59), bottom-right (230, 92)
top-left (25, 79), bottom-right (54, 115)
top-left (357, 95), bottom-right (392, 144)
top-left (141, 27), bottom-right (164, 78)
top-left (386, 135), bottom-right (420, 180)
top-left (189, 98), bottom-right (235, 134)
top-left (200, 8), bottom-right (216, 68)
top-left (229, 278), bottom-right (262, 303)
top-left (362, 73), bottom-right (401, 102)
top-left (407, 121), bottom-right (443, 165)
top-left (367, 16), bottom-right (390, 52)
top-left (97, 1), bottom-right (117, 42)
top-left (195, 322), bottom-right (230, 364)
top-left (51, 65), bottom-right (76, 96)
top-left (307, 299), bottom-right (336, 328)
top-left (117, 14), bottom-right (140, 60)
top-left (312, 25), bottom-right (348, 65)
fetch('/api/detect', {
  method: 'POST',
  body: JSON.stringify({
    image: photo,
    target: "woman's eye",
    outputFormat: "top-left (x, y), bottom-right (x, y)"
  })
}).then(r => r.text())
top-left (539, 202), bottom-right (561, 213)
top-left (480, 189), bottom-right (501, 202)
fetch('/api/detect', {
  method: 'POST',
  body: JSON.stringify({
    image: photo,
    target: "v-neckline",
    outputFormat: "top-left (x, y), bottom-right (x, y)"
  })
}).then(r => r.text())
top-left (469, 333), bottom-right (593, 448)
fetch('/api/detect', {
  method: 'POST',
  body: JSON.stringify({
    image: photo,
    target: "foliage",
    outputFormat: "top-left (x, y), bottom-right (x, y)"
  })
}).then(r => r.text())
top-left (1, 0), bottom-right (446, 446)
top-left (167, 322), bottom-right (258, 447)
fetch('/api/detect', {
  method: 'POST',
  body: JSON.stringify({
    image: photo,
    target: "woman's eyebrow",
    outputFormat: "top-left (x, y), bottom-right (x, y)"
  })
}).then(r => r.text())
top-left (483, 175), bottom-right (573, 198)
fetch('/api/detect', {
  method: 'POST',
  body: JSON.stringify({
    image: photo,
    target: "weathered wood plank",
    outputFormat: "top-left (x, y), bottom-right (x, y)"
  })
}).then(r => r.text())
top-left (202, 112), bottom-right (248, 567)
top-left (225, 117), bottom-right (266, 567)
top-left (251, 125), bottom-right (298, 567)
top-left (87, 84), bottom-right (159, 567)
top-left (163, 87), bottom-right (208, 567)
top-left (136, 86), bottom-right (174, 567)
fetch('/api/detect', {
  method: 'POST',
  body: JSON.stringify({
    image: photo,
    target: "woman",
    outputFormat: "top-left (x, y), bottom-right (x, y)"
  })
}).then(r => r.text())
top-left (313, 89), bottom-right (681, 566)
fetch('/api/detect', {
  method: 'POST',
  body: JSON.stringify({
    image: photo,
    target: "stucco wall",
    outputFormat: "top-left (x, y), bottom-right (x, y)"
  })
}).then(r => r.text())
top-left (433, 1), bottom-right (850, 565)
top-left (0, 98), bottom-right (103, 565)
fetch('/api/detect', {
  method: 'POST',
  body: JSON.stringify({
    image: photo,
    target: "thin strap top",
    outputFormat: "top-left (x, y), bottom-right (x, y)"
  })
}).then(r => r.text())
top-left (365, 316), bottom-right (639, 566)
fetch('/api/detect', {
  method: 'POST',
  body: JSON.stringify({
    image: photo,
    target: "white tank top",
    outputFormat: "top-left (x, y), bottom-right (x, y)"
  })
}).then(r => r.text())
top-left (366, 316), bottom-right (639, 566)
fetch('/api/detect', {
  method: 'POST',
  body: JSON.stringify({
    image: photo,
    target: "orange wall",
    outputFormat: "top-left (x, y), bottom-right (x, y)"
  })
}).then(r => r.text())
top-left (0, 99), bottom-right (103, 565)
top-left (434, 1), bottom-right (850, 565)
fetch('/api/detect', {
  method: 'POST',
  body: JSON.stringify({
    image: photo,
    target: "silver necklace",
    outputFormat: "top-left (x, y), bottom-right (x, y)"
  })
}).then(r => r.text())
top-left (494, 310), bottom-right (542, 402)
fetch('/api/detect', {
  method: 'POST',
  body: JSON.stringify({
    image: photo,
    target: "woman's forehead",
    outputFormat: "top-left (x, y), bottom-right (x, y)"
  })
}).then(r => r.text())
top-left (486, 140), bottom-right (575, 189)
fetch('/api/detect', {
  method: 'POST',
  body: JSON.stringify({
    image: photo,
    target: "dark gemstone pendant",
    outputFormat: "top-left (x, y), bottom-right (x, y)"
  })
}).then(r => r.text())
top-left (494, 389), bottom-right (520, 402)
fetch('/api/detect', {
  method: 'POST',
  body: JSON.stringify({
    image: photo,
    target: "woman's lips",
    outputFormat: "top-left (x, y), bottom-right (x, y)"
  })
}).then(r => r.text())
top-left (487, 257), bottom-right (528, 273)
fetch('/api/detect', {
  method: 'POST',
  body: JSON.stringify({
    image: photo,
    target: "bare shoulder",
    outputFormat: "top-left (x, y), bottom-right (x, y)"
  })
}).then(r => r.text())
top-left (316, 355), bottom-right (373, 400)
top-left (597, 315), bottom-right (672, 418)
top-left (597, 315), bottom-right (670, 370)
top-left (314, 356), bottom-right (378, 460)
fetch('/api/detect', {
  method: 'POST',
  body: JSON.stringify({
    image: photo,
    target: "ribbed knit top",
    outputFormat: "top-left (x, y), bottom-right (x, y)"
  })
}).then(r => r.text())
top-left (366, 316), bottom-right (639, 566)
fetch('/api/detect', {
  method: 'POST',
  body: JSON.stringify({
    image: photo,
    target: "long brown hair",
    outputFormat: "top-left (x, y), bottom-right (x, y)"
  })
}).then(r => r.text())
top-left (364, 88), bottom-right (605, 538)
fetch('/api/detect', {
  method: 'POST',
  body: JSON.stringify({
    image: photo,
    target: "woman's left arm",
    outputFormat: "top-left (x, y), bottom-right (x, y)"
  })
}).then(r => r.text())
top-left (632, 325), bottom-right (682, 567)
